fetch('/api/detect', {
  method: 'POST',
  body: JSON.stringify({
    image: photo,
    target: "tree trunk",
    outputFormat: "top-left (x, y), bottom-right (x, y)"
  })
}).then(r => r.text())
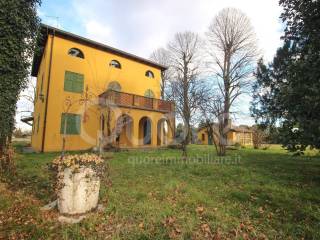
top-left (0, 136), bottom-right (15, 174)
top-left (181, 57), bottom-right (191, 158)
top-left (220, 50), bottom-right (232, 156)
top-left (0, 136), bottom-right (6, 172)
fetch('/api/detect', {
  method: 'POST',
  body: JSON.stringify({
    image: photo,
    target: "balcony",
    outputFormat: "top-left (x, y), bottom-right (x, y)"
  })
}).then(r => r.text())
top-left (99, 90), bottom-right (175, 113)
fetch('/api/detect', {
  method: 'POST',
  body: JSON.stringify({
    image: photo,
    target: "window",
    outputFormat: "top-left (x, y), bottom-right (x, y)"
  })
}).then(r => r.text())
top-left (144, 89), bottom-right (155, 98)
top-left (68, 48), bottom-right (84, 59)
top-left (37, 115), bottom-right (40, 133)
top-left (107, 81), bottom-right (121, 91)
top-left (202, 133), bottom-right (205, 141)
top-left (38, 74), bottom-right (45, 101)
top-left (109, 60), bottom-right (121, 69)
top-left (40, 74), bottom-right (44, 94)
top-left (60, 113), bottom-right (81, 135)
top-left (145, 70), bottom-right (154, 78)
top-left (64, 71), bottom-right (84, 93)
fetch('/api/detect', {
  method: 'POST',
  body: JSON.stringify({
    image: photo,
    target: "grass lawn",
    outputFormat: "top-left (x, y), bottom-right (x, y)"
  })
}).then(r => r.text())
top-left (1, 144), bottom-right (320, 239)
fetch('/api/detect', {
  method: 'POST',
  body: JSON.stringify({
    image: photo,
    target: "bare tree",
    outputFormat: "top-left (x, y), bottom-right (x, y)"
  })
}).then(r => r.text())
top-left (18, 77), bottom-right (37, 115)
top-left (206, 8), bottom-right (258, 155)
top-left (198, 89), bottom-right (226, 155)
top-left (150, 48), bottom-right (172, 99)
top-left (252, 125), bottom-right (266, 149)
top-left (167, 32), bottom-right (204, 158)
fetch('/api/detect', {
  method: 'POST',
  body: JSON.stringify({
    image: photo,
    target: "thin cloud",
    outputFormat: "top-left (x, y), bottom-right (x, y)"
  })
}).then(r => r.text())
top-left (18, 0), bottom-right (284, 130)
top-left (72, 0), bottom-right (283, 61)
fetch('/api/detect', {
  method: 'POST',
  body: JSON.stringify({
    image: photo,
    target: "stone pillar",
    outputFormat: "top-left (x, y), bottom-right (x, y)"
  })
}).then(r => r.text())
top-left (132, 118), bottom-right (139, 147)
top-left (152, 118), bottom-right (158, 147)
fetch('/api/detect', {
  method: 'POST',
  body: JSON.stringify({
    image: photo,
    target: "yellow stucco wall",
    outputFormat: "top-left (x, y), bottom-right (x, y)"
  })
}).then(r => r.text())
top-left (31, 34), bottom-right (172, 152)
top-left (31, 37), bottom-right (51, 151)
top-left (233, 131), bottom-right (253, 145)
top-left (197, 128), bottom-right (208, 145)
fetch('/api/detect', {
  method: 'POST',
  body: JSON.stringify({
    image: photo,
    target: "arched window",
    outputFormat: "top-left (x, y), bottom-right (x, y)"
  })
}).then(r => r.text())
top-left (144, 89), bottom-right (155, 98)
top-left (68, 48), bottom-right (84, 59)
top-left (109, 60), bottom-right (121, 69)
top-left (107, 81), bottom-right (121, 92)
top-left (145, 70), bottom-right (154, 78)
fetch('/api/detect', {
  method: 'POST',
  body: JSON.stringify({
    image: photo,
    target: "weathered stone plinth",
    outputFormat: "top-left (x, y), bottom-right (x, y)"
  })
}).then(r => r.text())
top-left (57, 167), bottom-right (100, 215)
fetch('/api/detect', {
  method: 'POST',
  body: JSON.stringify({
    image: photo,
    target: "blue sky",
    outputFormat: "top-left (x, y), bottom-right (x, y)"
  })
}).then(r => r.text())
top-left (38, 0), bottom-right (85, 35)
top-left (38, 0), bottom-right (283, 61)
top-left (17, 0), bottom-right (284, 130)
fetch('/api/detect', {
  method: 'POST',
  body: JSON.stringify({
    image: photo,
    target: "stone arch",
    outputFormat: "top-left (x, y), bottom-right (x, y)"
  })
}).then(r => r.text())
top-left (115, 114), bottom-right (133, 147)
top-left (157, 118), bottom-right (173, 146)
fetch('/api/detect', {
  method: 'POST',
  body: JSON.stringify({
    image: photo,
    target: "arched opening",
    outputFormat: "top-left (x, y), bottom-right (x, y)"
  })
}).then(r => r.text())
top-left (157, 118), bottom-right (172, 146)
top-left (109, 60), bottom-right (121, 69)
top-left (144, 89), bottom-right (155, 98)
top-left (68, 48), bottom-right (84, 59)
top-left (107, 81), bottom-right (121, 92)
top-left (139, 117), bottom-right (152, 145)
top-left (115, 114), bottom-right (133, 147)
top-left (145, 70), bottom-right (154, 78)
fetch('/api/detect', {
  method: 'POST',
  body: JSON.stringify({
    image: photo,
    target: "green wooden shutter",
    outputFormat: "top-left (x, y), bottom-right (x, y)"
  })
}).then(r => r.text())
top-left (37, 115), bottom-right (40, 133)
top-left (64, 72), bottom-right (73, 91)
top-left (60, 113), bottom-right (67, 134)
top-left (60, 113), bottom-right (81, 135)
top-left (40, 74), bottom-right (44, 94)
top-left (64, 71), bottom-right (84, 93)
top-left (74, 74), bottom-right (84, 93)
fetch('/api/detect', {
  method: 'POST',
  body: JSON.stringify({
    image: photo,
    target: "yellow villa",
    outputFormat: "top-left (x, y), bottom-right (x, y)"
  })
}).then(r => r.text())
top-left (27, 24), bottom-right (175, 152)
top-left (197, 123), bottom-right (253, 146)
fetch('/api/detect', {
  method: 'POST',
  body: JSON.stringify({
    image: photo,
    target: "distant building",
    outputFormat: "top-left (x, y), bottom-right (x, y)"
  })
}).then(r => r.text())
top-left (28, 24), bottom-right (175, 152)
top-left (197, 122), bottom-right (253, 146)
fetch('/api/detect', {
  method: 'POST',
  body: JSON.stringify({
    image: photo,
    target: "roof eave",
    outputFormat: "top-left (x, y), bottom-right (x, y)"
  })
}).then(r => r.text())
top-left (31, 24), bottom-right (167, 77)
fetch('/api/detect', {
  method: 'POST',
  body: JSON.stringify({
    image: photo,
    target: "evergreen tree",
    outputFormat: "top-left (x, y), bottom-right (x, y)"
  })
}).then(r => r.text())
top-left (251, 0), bottom-right (320, 153)
top-left (0, 0), bottom-right (41, 171)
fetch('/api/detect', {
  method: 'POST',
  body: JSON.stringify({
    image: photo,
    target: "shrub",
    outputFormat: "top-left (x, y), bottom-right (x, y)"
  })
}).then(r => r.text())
top-left (167, 143), bottom-right (183, 149)
top-left (234, 142), bottom-right (241, 149)
top-left (252, 126), bottom-right (266, 149)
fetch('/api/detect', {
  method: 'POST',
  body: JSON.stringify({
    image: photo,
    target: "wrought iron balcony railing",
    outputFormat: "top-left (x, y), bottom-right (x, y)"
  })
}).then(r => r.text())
top-left (99, 90), bottom-right (174, 113)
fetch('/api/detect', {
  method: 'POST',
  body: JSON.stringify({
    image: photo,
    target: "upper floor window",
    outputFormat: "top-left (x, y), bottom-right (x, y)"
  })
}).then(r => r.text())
top-left (68, 48), bottom-right (84, 59)
top-left (109, 60), bottom-right (121, 69)
top-left (144, 89), bottom-right (155, 98)
top-left (107, 81), bottom-right (121, 92)
top-left (145, 70), bottom-right (154, 78)
top-left (64, 71), bottom-right (84, 93)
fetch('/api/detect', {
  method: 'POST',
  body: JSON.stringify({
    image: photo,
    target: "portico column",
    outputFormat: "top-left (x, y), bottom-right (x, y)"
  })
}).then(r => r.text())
top-left (151, 118), bottom-right (158, 147)
top-left (132, 118), bottom-right (139, 147)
